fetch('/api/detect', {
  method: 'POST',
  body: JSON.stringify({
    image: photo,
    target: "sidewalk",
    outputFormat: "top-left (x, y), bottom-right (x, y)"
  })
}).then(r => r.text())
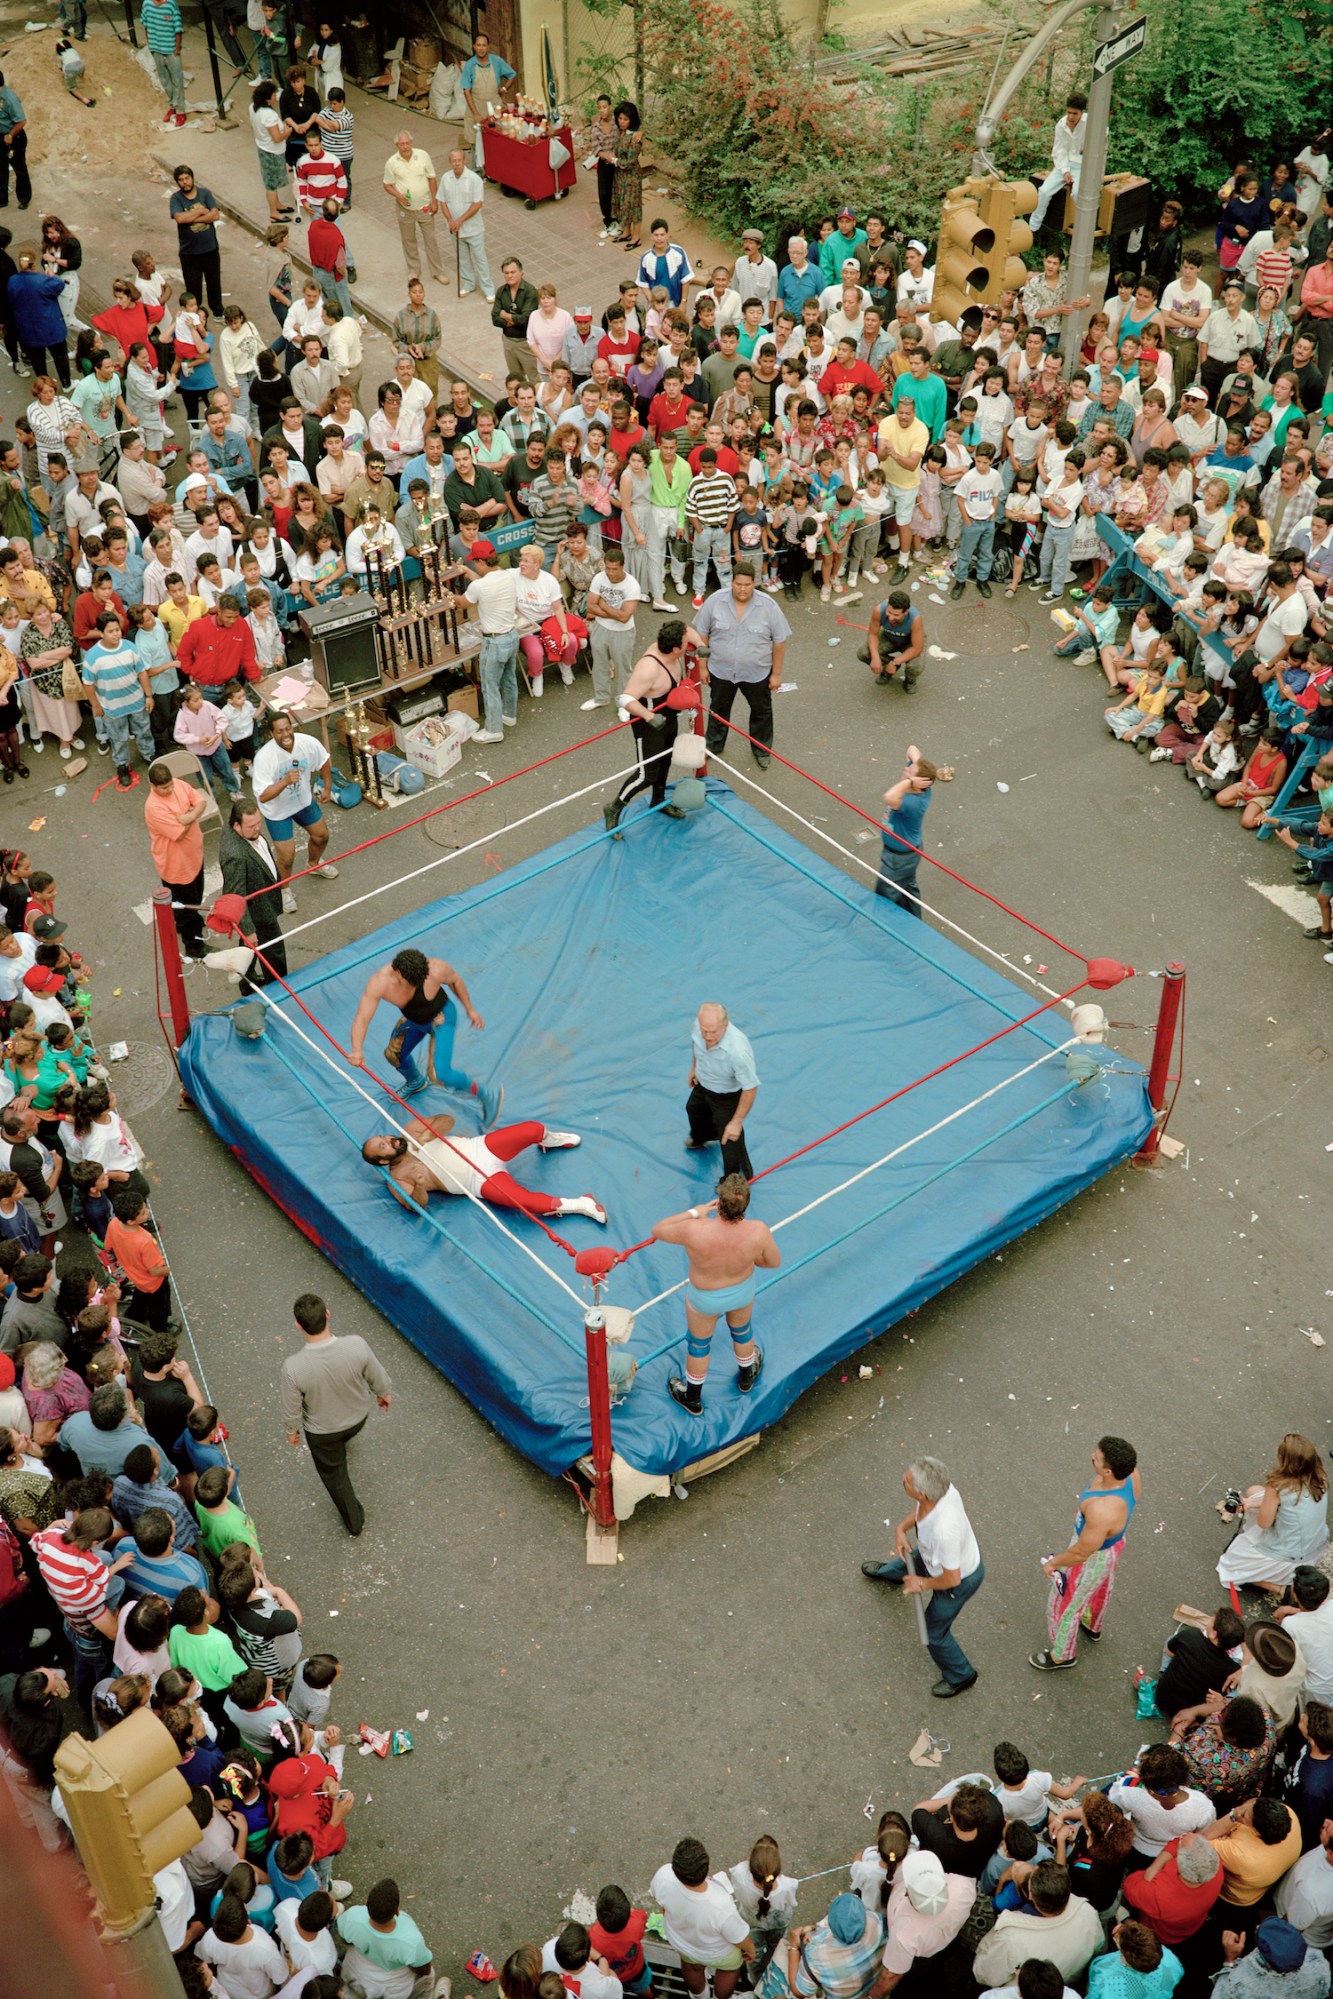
top-left (156, 26), bottom-right (730, 401)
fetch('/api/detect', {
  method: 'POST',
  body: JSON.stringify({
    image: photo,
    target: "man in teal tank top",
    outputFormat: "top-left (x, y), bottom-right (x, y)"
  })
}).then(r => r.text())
top-left (1031, 1433), bottom-right (1140, 1670)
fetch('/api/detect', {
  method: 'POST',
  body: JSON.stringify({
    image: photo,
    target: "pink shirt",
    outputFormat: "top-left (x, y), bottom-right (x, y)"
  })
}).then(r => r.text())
top-left (174, 698), bottom-right (226, 754)
top-left (527, 306), bottom-right (574, 371)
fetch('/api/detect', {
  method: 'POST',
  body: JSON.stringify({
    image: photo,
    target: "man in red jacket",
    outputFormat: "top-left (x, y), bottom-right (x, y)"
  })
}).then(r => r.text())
top-left (177, 592), bottom-right (261, 687)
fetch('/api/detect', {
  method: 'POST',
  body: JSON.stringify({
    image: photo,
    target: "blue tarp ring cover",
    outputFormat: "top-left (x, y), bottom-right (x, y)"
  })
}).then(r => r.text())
top-left (181, 779), bottom-right (1152, 1482)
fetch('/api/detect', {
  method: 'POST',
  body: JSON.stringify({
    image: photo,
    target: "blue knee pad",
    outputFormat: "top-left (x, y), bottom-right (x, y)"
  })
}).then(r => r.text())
top-left (685, 1331), bottom-right (713, 1360)
top-left (727, 1317), bottom-right (753, 1343)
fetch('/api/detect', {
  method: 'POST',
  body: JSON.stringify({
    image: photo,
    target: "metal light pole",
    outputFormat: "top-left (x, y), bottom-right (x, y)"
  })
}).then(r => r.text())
top-left (1060, 0), bottom-right (1120, 370)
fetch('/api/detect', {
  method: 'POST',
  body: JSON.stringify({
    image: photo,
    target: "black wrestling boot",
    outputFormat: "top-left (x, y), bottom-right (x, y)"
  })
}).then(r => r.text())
top-left (602, 798), bottom-right (624, 840)
top-left (736, 1342), bottom-right (764, 1394)
top-left (669, 1375), bottom-right (703, 1414)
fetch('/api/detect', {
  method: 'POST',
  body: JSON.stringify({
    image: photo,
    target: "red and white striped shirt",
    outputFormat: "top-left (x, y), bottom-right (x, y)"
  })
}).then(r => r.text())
top-left (1252, 246), bottom-right (1294, 299)
top-left (295, 154), bottom-right (348, 214)
top-left (32, 1524), bottom-right (109, 1630)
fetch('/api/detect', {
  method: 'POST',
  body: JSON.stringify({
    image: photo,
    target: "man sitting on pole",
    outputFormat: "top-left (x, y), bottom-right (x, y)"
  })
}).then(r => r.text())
top-left (362, 1113), bottom-right (607, 1224)
top-left (1029, 91), bottom-right (1088, 232)
top-left (652, 1174), bottom-right (780, 1415)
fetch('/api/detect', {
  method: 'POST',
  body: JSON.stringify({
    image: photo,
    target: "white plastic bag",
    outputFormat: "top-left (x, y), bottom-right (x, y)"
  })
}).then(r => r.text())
top-left (430, 61), bottom-right (465, 121)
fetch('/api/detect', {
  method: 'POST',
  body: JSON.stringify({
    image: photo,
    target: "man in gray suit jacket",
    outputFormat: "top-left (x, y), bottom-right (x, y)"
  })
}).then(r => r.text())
top-left (219, 797), bottom-right (287, 992)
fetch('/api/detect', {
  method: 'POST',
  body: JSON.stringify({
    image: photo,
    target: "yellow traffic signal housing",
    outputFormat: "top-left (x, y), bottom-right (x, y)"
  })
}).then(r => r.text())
top-left (934, 179), bottom-right (995, 322)
top-left (977, 180), bottom-right (1038, 298)
top-left (55, 1711), bottom-right (197, 1934)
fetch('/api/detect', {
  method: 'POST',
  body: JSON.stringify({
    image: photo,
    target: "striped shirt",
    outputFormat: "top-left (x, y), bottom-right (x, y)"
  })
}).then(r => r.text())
top-left (82, 640), bottom-right (146, 717)
top-left (139, 0), bottom-right (181, 51)
top-left (686, 470), bottom-right (738, 528)
top-left (295, 154), bottom-right (348, 212)
top-left (32, 1524), bottom-right (109, 1631)
top-left (320, 107), bottom-right (354, 160)
top-left (1253, 246), bottom-right (1294, 298)
top-left (120, 1544), bottom-right (210, 1605)
top-left (525, 474), bottom-right (578, 550)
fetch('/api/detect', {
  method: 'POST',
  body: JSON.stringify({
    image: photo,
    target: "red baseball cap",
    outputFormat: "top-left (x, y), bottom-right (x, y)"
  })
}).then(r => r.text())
top-left (469, 539), bottom-right (497, 560)
top-left (22, 966), bottom-right (64, 995)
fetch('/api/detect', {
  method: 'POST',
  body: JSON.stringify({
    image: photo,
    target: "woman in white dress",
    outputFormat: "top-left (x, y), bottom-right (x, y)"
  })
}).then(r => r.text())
top-left (1217, 1432), bottom-right (1328, 1590)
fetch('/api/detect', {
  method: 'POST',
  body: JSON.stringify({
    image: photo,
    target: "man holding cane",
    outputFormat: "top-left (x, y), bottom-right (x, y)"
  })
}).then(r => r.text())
top-left (862, 1455), bottom-right (984, 1698)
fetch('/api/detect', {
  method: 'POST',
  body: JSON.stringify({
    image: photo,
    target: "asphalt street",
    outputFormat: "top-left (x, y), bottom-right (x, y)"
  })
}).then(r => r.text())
top-left (11, 565), bottom-right (1330, 1962)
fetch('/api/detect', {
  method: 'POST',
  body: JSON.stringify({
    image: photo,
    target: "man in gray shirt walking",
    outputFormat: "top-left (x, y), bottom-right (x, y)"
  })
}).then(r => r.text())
top-left (280, 1293), bottom-right (392, 1537)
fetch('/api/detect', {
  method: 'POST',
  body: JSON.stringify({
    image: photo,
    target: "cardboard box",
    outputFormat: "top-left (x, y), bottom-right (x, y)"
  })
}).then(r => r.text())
top-left (447, 687), bottom-right (479, 720)
top-left (402, 719), bottom-right (462, 780)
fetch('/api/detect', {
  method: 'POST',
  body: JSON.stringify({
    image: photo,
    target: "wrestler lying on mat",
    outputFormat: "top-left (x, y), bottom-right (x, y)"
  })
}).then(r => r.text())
top-left (362, 1113), bottom-right (607, 1224)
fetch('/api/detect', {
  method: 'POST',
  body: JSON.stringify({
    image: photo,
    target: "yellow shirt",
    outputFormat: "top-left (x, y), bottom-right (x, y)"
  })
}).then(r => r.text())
top-left (1213, 1815), bottom-right (1302, 1906)
top-left (1134, 683), bottom-right (1168, 720)
top-left (159, 595), bottom-right (207, 653)
top-left (383, 148), bottom-right (438, 211)
top-left (876, 415), bottom-right (929, 490)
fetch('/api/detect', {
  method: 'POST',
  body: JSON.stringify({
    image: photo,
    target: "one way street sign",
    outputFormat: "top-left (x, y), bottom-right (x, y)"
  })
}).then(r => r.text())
top-left (1093, 15), bottom-right (1147, 77)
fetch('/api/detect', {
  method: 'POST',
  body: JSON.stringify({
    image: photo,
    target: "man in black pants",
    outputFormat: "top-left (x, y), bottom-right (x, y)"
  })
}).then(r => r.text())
top-left (603, 620), bottom-right (689, 837)
top-left (168, 165), bottom-right (224, 317)
top-left (687, 565), bottom-right (790, 771)
top-left (219, 799), bottom-right (287, 996)
top-left (0, 75), bottom-right (31, 210)
top-left (279, 1293), bottom-right (392, 1537)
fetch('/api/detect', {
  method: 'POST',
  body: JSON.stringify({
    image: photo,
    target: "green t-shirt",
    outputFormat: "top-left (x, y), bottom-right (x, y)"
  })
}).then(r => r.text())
top-left (168, 1621), bottom-right (246, 1692)
top-left (194, 1496), bottom-right (262, 1566)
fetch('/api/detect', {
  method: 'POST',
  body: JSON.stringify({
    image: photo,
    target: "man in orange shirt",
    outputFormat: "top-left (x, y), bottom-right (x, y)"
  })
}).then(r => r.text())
top-left (144, 760), bottom-right (209, 959)
top-left (1298, 237), bottom-right (1333, 382)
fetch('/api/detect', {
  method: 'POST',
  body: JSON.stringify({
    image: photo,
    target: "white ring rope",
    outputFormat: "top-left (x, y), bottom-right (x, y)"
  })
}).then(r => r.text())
top-left (279, 760), bottom-right (643, 945)
top-left (717, 760), bottom-right (1071, 1006)
top-left (262, 995), bottom-right (588, 1310)
top-left (627, 1037), bottom-right (1077, 1318)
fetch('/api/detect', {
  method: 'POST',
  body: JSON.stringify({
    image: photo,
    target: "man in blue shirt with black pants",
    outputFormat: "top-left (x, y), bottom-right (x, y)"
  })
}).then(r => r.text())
top-left (686, 1001), bottom-right (758, 1179)
top-left (876, 746), bottom-right (949, 918)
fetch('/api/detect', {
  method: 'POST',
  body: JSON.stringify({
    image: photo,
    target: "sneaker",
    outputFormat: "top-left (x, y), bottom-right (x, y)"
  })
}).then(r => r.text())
top-left (846, 570), bottom-right (859, 588)
top-left (1149, 746), bottom-right (1172, 762)
top-left (736, 1341), bottom-right (764, 1393)
top-left (330, 1880), bottom-right (354, 1901)
top-left (580, 697), bottom-right (610, 710)
top-left (501, 714), bottom-right (518, 727)
top-left (1038, 591), bottom-right (1061, 605)
top-left (1072, 649), bottom-right (1096, 666)
top-left (538, 1129), bottom-right (580, 1150)
top-left (819, 584), bottom-right (831, 602)
top-left (483, 292), bottom-right (496, 303)
top-left (692, 592), bottom-right (705, 608)
top-left (559, 662), bottom-right (575, 686)
top-left (651, 598), bottom-right (677, 612)
top-left (97, 740), bottom-right (110, 754)
top-left (763, 577), bottom-right (782, 592)
top-left (73, 736), bottom-right (86, 750)
top-left (1028, 1650), bottom-right (1078, 1672)
top-left (14, 363), bottom-right (30, 377)
top-left (281, 890), bottom-right (298, 913)
top-left (59, 744), bottom-right (72, 759)
top-left (530, 675), bottom-right (544, 697)
top-left (559, 1193), bottom-right (607, 1223)
top-left (668, 1375), bottom-right (703, 1414)
top-left (30, 738), bottom-right (43, 751)
top-left (315, 863), bottom-right (340, 880)
top-left (1304, 926), bottom-right (1333, 942)
top-left (474, 729), bottom-right (504, 743)
top-left (476, 1081), bottom-right (505, 1124)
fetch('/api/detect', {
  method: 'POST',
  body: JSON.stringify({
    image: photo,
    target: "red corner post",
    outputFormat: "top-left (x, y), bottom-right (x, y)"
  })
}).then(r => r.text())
top-left (583, 1306), bottom-right (616, 1531)
top-left (152, 887), bottom-right (191, 1049)
top-left (1136, 962), bottom-right (1185, 1162)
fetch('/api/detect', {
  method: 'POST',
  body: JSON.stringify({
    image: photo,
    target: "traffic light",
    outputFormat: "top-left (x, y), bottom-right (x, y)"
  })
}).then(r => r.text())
top-left (976, 180), bottom-right (1038, 298)
top-left (55, 1711), bottom-right (197, 1933)
top-left (1061, 171), bottom-right (1152, 237)
top-left (932, 179), bottom-right (994, 325)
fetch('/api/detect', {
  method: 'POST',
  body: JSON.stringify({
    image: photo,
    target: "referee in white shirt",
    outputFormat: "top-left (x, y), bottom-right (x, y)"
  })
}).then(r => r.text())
top-left (863, 1454), bottom-right (984, 1698)
top-left (686, 1001), bottom-right (758, 1179)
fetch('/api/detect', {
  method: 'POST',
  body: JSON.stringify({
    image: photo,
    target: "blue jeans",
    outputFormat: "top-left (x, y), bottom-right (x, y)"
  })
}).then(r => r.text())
top-left (1038, 521), bottom-right (1076, 597)
top-left (316, 267), bottom-right (354, 316)
top-left (197, 743), bottom-right (241, 796)
top-left (875, 846), bottom-right (921, 917)
top-left (397, 1008), bottom-right (474, 1093)
top-left (955, 518), bottom-right (995, 581)
top-left (65, 1620), bottom-right (111, 1712)
top-left (479, 631), bottom-right (518, 734)
top-left (104, 706), bottom-right (155, 769)
top-left (692, 524), bottom-right (732, 595)
top-left (875, 1550), bottom-right (985, 1683)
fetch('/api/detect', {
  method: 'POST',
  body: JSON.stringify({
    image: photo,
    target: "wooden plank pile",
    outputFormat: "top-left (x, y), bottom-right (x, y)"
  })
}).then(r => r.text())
top-left (815, 22), bottom-right (1031, 83)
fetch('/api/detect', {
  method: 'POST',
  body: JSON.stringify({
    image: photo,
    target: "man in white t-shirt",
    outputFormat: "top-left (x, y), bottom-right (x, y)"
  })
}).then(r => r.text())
top-left (862, 1454), bottom-right (984, 1698)
top-left (584, 545), bottom-right (642, 711)
top-left (250, 712), bottom-right (336, 884)
top-left (651, 1837), bottom-right (753, 1999)
top-left (1160, 254), bottom-right (1213, 386)
top-left (455, 539), bottom-right (519, 744)
top-left (0, 926), bottom-right (38, 1005)
top-left (1279, 1566), bottom-right (1333, 1706)
top-left (1236, 560), bottom-right (1308, 737)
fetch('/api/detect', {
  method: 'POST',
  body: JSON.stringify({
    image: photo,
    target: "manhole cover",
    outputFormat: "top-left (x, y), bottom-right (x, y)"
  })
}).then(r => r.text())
top-left (106, 1041), bottom-right (177, 1115)
top-left (422, 815), bottom-right (462, 850)
top-left (939, 599), bottom-right (1034, 648)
